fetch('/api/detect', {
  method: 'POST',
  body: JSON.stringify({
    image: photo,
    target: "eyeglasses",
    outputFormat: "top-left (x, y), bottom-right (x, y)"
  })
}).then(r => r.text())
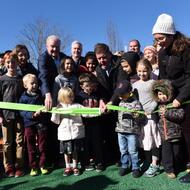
top-left (154, 36), bottom-right (166, 42)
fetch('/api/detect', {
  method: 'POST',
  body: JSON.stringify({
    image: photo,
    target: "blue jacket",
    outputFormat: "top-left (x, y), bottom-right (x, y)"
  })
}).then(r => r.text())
top-left (38, 50), bottom-right (66, 96)
top-left (19, 91), bottom-right (44, 127)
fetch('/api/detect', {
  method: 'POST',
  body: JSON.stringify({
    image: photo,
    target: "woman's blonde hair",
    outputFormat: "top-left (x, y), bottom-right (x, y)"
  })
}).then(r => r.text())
top-left (58, 87), bottom-right (74, 103)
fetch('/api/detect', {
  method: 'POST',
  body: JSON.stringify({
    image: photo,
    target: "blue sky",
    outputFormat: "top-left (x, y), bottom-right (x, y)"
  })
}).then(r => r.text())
top-left (0, 0), bottom-right (190, 55)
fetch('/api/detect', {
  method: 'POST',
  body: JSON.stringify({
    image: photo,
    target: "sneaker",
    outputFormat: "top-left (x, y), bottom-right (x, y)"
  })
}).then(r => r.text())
top-left (166, 172), bottom-right (176, 179)
top-left (140, 161), bottom-right (150, 173)
top-left (132, 169), bottom-right (141, 178)
top-left (90, 159), bottom-right (95, 166)
top-left (96, 163), bottom-right (104, 172)
top-left (179, 172), bottom-right (190, 183)
top-left (73, 168), bottom-right (80, 176)
top-left (186, 169), bottom-right (190, 173)
top-left (30, 169), bottom-right (38, 176)
top-left (5, 167), bottom-right (15, 177)
top-left (40, 167), bottom-right (49, 175)
top-left (15, 169), bottom-right (25, 178)
top-left (119, 167), bottom-right (129, 176)
top-left (144, 164), bottom-right (160, 177)
top-left (63, 168), bottom-right (73, 176)
top-left (85, 165), bottom-right (94, 171)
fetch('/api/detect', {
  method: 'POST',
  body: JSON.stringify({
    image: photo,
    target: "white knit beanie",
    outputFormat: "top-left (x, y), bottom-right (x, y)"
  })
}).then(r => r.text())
top-left (152, 13), bottom-right (176, 35)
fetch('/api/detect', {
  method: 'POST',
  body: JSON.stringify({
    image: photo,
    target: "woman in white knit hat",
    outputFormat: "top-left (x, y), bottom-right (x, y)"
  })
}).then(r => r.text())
top-left (152, 13), bottom-right (190, 183)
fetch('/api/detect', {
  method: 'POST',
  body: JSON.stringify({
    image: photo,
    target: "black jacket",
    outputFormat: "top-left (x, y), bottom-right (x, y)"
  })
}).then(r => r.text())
top-left (18, 62), bottom-right (39, 77)
top-left (95, 57), bottom-right (119, 102)
top-left (158, 47), bottom-right (190, 103)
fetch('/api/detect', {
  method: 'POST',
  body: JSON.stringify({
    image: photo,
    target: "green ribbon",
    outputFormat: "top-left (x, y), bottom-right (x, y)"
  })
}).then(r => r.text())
top-left (153, 100), bottom-right (190, 113)
top-left (0, 102), bottom-right (100, 115)
top-left (107, 100), bottom-right (190, 115)
top-left (106, 104), bottom-right (145, 114)
top-left (0, 100), bottom-right (190, 115)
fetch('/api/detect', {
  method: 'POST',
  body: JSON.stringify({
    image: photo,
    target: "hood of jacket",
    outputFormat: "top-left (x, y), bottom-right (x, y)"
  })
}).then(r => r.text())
top-left (152, 80), bottom-right (173, 102)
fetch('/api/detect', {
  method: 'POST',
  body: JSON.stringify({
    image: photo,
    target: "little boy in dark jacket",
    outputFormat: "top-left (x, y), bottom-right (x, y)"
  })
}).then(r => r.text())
top-left (76, 73), bottom-right (104, 172)
top-left (114, 80), bottom-right (144, 178)
top-left (19, 74), bottom-right (48, 176)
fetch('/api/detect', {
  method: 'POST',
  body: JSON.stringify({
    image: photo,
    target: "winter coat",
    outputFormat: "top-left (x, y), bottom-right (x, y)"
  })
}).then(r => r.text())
top-left (76, 90), bottom-right (100, 108)
top-left (51, 103), bottom-right (85, 141)
top-left (158, 106), bottom-right (184, 142)
top-left (115, 95), bottom-right (145, 134)
top-left (95, 56), bottom-right (119, 102)
top-left (19, 91), bottom-right (44, 127)
top-left (152, 80), bottom-right (184, 142)
top-left (158, 47), bottom-right (190, 103)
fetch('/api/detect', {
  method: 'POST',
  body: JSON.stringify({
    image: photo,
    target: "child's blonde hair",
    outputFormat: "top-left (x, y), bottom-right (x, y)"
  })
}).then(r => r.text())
top-left (58, 87), bottom-right (74, 103)
top-left (23, 73), bottom-right (37, 88)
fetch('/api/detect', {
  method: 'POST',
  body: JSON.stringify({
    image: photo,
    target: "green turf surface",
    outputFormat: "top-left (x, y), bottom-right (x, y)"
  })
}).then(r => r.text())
top-left (0, 165), bottom-right (190, 190)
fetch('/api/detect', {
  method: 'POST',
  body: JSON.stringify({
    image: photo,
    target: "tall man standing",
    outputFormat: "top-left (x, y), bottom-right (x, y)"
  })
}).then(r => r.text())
top-left (38, 35), bottom-right (66, 168)
top-left (94, 43), bottom-right (120, 166)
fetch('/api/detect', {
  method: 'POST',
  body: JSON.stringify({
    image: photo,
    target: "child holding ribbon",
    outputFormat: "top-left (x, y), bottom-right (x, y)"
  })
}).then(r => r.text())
top-left (77, 73), bottom-right (104, 172)
top-left (51, 87), bottom-right (85, 176)
top-left (114, 80), bottom-right (144, 178)
top-left (133, 59), bottom-right (161, 177)
top-left (19, 74), bottom-right (48, 176)
top-left (152, 80), bottom-right (184, 179)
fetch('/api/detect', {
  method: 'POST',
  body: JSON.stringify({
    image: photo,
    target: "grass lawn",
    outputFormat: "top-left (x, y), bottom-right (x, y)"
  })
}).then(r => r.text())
top-left (0, 165), bottom-right (190, 190)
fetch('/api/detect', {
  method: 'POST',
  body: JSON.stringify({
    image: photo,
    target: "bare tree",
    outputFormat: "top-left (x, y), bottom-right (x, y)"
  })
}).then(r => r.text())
top-left (19, 18), bottom-right (72, 65)
top-left (106, 19), bottom-right (123, 53)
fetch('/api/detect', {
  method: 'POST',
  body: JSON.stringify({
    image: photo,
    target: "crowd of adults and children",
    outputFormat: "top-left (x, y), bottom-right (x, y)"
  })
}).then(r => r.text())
top-left (1, 13), bottom-right (190, 184)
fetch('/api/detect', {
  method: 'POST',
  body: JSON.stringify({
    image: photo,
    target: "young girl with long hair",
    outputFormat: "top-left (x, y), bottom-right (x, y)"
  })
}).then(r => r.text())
top-left (133, 59), bottom-right (161, 177)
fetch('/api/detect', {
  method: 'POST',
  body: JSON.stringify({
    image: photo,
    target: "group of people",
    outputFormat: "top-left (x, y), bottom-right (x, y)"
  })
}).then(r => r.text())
top-left (0, 13), bottom-right (190, 184)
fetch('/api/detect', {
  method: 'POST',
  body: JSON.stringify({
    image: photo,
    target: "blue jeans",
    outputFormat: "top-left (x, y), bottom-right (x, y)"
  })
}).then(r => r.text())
top-left (118, 133), bottom-right (139, 170)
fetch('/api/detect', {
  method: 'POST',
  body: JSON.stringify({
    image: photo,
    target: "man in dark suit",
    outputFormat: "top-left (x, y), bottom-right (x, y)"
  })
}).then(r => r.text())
top-left (94, 43), bottom-right (120, 166)
top-left (38, 35), bottom-right (66, 168)
top-left (38, 35), bottom-right (66, 110)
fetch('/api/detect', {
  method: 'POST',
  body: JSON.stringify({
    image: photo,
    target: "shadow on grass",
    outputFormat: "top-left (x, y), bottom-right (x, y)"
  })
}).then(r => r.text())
top-left (0, 181), bottom-right (27, 190)
top-left (34, 175), bottom-right (118, 190)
